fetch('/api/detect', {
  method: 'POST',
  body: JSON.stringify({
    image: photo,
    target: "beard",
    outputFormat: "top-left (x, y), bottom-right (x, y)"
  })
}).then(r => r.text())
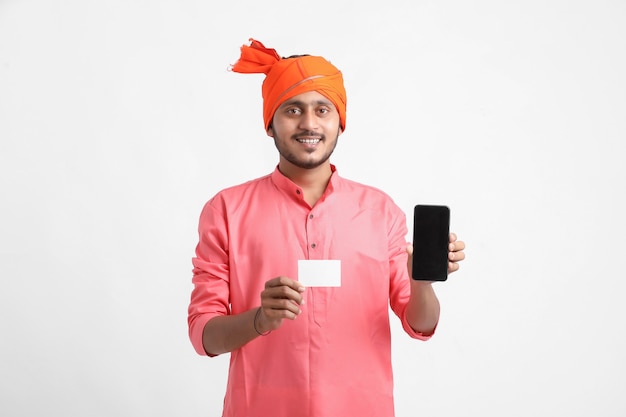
top-left (273, 129), bottom-right (341, 170)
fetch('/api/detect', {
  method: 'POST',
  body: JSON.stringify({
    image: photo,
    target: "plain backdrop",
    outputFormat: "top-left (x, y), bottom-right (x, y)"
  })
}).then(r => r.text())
top-left (1, 1), bottom-right (625, 416)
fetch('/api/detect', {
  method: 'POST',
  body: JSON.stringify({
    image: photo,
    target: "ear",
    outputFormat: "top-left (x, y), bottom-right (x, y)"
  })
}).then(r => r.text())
top-left (266, 125), bottom-right (274, 137)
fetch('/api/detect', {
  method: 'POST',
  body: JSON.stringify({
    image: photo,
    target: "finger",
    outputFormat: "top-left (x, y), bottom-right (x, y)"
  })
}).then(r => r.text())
top-left (262, 297), bottom-right (303, 319)
top-left (448, 250), bottom-right (465, 262)
top-left (261, 297), bottom-right (302, 321)
top-left (449, 233), bottom-right (457, 243)
top-left (265, 276), bottom-right (305, 292)
top-left (449, 240), bottom-right (465, 252)
top-left (263, 285), bottom-right (305, 304)
top-left (448, 261), bottom-right (460, 273)
top-left (264, 277), bottom-right (306, 306)
top-left (258, 304), bottom-right (299, 329)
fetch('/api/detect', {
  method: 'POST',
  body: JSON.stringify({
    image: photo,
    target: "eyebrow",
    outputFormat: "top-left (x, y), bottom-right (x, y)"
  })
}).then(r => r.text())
top-left (280, 99), bottom-right (334, 109)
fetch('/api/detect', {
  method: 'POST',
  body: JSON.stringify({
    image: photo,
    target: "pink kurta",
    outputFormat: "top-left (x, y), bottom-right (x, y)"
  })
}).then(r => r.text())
top-left (188, 166), bottom-right (432, 417)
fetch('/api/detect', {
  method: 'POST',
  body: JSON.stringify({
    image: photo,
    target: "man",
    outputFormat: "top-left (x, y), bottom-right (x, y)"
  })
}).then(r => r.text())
top-left (188, 39), bottom-right (465, 417)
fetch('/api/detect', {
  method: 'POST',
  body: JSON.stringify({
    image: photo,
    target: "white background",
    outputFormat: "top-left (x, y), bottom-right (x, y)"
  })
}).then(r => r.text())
top-left (1, 1), bottom-right (625, 416)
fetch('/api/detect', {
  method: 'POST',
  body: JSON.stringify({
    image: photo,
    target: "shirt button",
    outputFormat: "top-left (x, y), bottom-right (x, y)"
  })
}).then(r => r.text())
top-left (296, 190), bottom-right (301, 195)
top-left (309, 214), bottom-right (314, 219)
top-left (311, 243), bottom-right (316, 249)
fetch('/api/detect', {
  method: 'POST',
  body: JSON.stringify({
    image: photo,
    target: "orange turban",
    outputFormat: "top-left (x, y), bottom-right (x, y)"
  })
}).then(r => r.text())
top-left (230, 38), bottom-right (347, 131)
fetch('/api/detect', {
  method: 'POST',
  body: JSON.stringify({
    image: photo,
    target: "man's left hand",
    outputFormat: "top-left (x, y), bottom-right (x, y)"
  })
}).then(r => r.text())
top-left (447, 233), bottom-right (465, 273)
top-left (406, 233), bottom-right (466, 277)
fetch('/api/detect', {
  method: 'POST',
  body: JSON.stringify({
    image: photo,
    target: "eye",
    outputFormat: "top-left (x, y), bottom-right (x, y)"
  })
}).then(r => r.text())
top-left (286, 107), bottom-right (301, 115)
top-left (318, 107), bottom-right (331, 115)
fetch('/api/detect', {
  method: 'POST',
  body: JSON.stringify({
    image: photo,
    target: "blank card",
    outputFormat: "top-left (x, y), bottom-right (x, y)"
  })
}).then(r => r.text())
top-left (297, 260), bottom-right (341, 287)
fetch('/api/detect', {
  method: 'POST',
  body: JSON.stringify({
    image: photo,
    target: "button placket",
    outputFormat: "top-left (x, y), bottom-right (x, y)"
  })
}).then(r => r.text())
top-left (306, 210), bottom-right (317, 254)
top-left (304, 208), bottom-right (329, 327)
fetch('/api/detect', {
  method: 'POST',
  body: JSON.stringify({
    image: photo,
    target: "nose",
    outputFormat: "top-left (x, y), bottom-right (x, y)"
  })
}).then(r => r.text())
top-left (298, 109), bottom-right (318, 131)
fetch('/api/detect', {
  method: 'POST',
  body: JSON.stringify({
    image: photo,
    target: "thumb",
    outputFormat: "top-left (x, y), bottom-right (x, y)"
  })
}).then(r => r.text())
top-left (406, 243), bottom-right (413, 277)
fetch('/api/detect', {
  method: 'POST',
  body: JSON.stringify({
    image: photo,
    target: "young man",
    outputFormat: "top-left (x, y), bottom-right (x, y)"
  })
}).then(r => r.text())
top-left (188, 39), bottom-right (466, 417)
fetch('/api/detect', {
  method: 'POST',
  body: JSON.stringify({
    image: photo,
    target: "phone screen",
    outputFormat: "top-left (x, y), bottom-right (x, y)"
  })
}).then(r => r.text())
top-left (411, 205), bottom-right (450, 281)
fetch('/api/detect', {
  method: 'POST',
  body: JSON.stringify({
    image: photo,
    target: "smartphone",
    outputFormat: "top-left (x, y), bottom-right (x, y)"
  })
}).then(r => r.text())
top-left (411, 205), bottom-right (450, 281)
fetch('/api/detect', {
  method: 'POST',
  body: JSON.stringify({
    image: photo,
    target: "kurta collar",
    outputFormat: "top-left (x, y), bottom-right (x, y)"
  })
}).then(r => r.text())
top-left (270, 164), bottom-right (339, 205)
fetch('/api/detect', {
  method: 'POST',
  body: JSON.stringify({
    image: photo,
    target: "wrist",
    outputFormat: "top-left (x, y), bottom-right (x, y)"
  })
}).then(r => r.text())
top-left (253, 307), bottom-right (271, 336)
top-left (410, 279), bottom-right (433, 290)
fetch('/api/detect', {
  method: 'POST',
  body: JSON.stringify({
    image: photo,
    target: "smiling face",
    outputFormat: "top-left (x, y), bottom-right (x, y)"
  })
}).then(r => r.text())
top-left (267, 90), bottom-right (343, 172)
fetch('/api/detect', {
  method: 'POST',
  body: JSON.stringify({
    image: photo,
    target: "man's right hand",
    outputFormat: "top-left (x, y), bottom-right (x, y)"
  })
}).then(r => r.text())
top-left (257, 276), bottom-right (306, 333)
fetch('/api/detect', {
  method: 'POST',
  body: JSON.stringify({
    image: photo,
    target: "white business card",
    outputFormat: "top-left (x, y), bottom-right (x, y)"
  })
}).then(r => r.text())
top-left (298, 260), bottom-right (341, 287)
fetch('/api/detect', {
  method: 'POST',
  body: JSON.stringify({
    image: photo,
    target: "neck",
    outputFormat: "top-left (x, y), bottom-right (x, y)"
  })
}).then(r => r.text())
top-left (278, 160), bottom-right (333, 206)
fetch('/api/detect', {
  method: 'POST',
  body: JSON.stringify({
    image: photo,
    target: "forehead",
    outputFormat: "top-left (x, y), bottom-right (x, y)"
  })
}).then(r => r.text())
top-left (279, 91), bottom-right (335, 108)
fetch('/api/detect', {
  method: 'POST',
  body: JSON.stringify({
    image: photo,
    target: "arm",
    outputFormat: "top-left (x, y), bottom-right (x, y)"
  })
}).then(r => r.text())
top-left (405, 233), bottom-right (465, 335)
top-left (202, 308), bottom-right (264, 356)
top-left (405, 280), bottom-right (441, 336)
top-left (202, 277), bottom-right (305, 355)
top-left (189, 198), bottom-right (307, 356)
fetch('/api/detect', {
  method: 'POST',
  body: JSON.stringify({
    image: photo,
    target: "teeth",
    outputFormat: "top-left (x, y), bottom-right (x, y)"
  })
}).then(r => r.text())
top-left (297, 139), bottom-right (320, 144)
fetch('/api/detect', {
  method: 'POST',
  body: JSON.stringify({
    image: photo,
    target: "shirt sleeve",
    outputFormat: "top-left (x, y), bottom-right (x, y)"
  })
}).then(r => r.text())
top-left (387, 204), bottom-right (436, 341)
top-left (187, 197), bottom-right (231, 356)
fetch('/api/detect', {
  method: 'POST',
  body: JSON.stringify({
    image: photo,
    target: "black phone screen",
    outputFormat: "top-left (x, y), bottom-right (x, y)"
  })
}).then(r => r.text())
top-left (411, 205), bottom-right (450, 281)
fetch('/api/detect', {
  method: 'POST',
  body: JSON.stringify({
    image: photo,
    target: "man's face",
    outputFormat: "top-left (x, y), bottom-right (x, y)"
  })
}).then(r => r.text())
top-left (267, 90), bottom-right (343, 170)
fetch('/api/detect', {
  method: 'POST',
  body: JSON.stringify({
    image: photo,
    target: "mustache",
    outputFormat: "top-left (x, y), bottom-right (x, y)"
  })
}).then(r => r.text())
top-left (292, 131), bottom-right (324, 140)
